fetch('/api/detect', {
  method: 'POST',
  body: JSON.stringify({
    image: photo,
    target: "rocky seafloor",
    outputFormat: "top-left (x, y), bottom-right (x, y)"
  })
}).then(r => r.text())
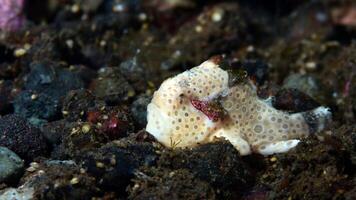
top-left (0, 0), bottom-right (355, 199)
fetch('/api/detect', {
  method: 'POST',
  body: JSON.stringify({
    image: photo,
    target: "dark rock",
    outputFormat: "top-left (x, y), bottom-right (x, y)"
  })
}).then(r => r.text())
top-left (92, 14), bottom-right (138, 35)
top-left (13, 62), bottom-right (84, 121)
top-left (130, 94), bottom-right (152, 128)
top-left (242, 186), bottom-right (269, 200)
top-left (334, 125), bottom-right (356, 166)
top-left (14, 91), bottom-right (60, 123)
top-left (119, 57), bottom-right (149, 92)
top-left (41, 120), bottom-right (76, 160)
top-left (80, 45), bottom-right (109, 69)
top-left (283, 74), bottom-right (327, 103)
top-left (158, 141), bottom-right (254, 198)
top-left (58, 122), bottom-right (108, 158)
top-left (134, 130), bottom-right (157, 143)
top-left (0, 186), bottom-right (34, 200)
top-left (25, 33), bottom-right (61, 62)
top-left (170, 3), bottom-right (248, 65)
top-left (57, 104), bottom-right (135, 158)
top-left (77, 140), bottom-right (158, 195)
top-left (0, 45), bottom-right (19, 79)
top-left (28, 117), bottom-right (48, 128)
top-left (260, 133), bottom-right (353, 199)
top-left (344, 178), bottom-right (356, 200)
top-left (128, 167), bottom-right (216, 200)
top-left (351, 78), bottom-right (356, 121)
top-left (272, 88), bottom-right (320, 113)
top-left (40, 120), bottom-right (69, 146)
top-left (18, 160), bottom-right (99, 200)
top-left (91, 67), bottom-right (134, 104)
top-left (0, 44), bottom-right (15, 65)
top-left (0, 147), bottom-right (24, 183)
top-left (113, 30), bottom-right (177, 86)
top-left (23, 62), bottom-right (84, 97)
top-left (0, 115), bottom-right (48, 161)
top-left (68, 65), bottom-right (97, 86)
top-left (62, 89), bottom-right (98, 122)
top-left (0, 80), bottom-right (14, 114)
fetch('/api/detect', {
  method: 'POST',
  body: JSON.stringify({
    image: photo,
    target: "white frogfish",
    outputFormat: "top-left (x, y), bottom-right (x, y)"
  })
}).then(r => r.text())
top-left (146, 57), bottom-right (331, 155)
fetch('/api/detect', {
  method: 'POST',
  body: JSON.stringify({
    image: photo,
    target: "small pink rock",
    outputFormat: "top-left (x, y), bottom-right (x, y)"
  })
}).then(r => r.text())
top-left (0, 0), bottom-right (25, 31)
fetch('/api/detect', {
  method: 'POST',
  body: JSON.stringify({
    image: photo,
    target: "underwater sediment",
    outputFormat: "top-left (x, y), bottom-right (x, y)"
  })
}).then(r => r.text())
top-left (0, 0), bottom-right (355, 199)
